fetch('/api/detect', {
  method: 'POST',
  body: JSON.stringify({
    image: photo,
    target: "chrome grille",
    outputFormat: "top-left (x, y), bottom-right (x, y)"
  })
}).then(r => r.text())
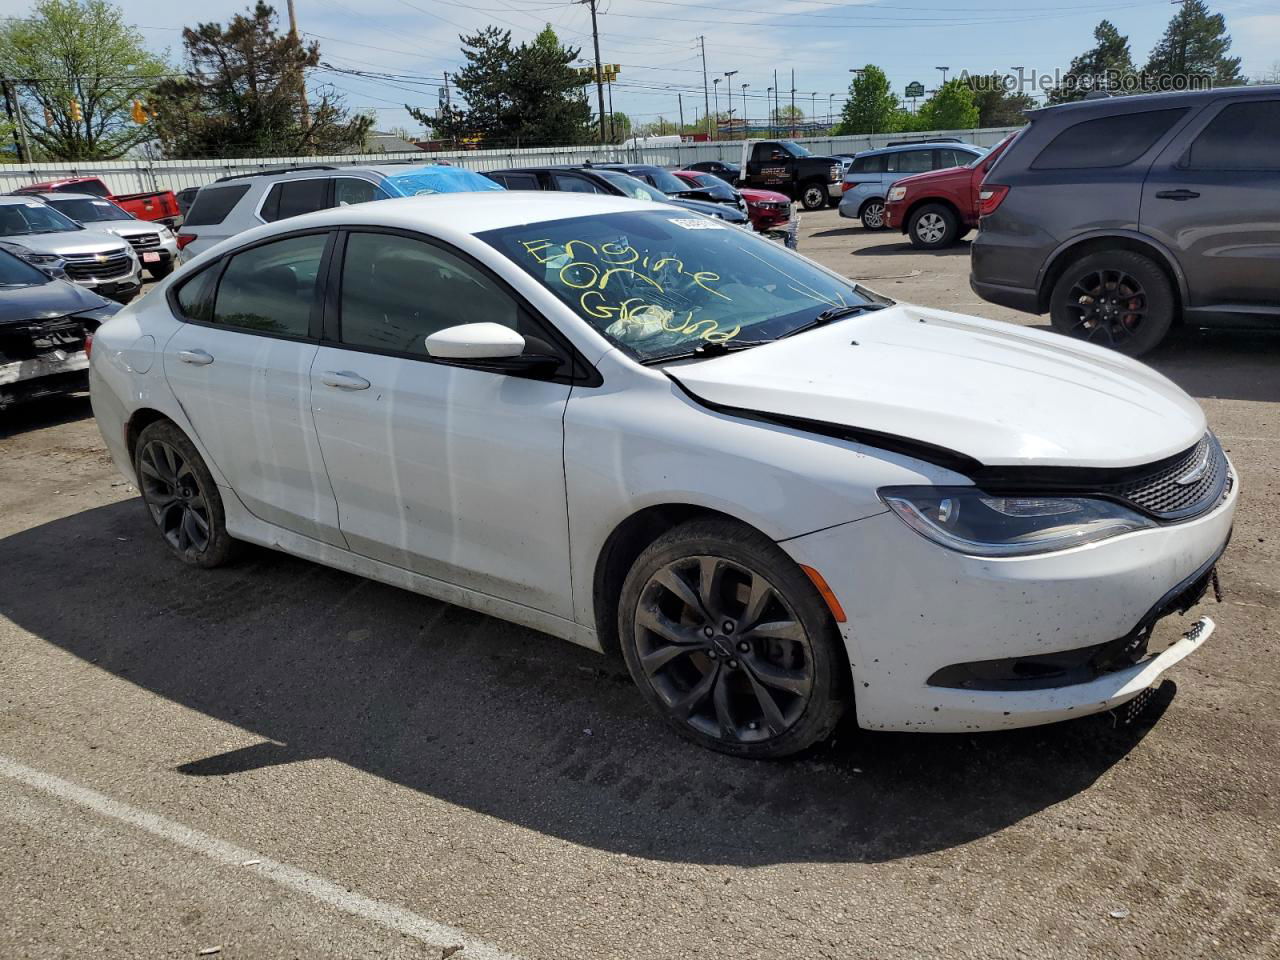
top-left (1103, 433), bottom-right (1229, 521)
top-left (125, 233), bottom-right (161, 250)
top-left (63, 251), bottom-right (132, 281)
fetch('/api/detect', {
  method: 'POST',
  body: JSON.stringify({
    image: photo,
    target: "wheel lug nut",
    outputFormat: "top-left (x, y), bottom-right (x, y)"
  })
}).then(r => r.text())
top-left (728, 659), bottom-right (738, 669)
top-left (737, 641), bottom-right (749, 653)
top-left (703, 626), bottom-right (714, 638)
top-left (722, 620), bottom-right (734, 633)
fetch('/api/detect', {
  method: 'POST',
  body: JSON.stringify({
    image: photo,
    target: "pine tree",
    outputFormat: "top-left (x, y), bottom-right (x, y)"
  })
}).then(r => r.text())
top-left (1144, 0), bottom-right (1243, 87)
top-left (834, 65), bottom-right (899, 135)
top-left (1047, 20), bottom-right (1136, 104)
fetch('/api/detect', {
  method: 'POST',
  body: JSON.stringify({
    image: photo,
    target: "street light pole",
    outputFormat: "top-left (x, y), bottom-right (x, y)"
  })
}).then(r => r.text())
top-left (766, 86), bottom-right (773, 135)
top-left (741, 83), bottom-right (749, 135)
top-left (937, 65), bottom-right (950, 85)
top-left (723, 70), bottom-right (738, 136)
top-left (712, 78), bottom-right (720, 140)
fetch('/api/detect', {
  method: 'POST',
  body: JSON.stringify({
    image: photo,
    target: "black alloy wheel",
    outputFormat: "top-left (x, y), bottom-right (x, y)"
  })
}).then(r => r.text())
top-left (133, 420), bottom-right (237, 567)
top-left (619, 519), bottom-right (847, 758)
top-left (1050, 250), bottom-right (1174, 357)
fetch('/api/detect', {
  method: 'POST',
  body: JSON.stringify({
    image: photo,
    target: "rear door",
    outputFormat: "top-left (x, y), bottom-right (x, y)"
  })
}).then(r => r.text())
top-left (1141, 96), bottom-right (1280, 311)
top-left (162, 230), bottom-right (346, 546)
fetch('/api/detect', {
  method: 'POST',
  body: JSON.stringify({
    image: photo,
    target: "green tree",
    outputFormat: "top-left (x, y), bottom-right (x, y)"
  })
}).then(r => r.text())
top-left (917, 79), bottom-right (979, 131)
top-left (1144, 0), bottom-right (1242, 86)
top-left (961, 72), bottom-right (1036, 125)
top-left (834, 65), bottom-right (899, 135)
top-left (0, 0), bottom-right (169, 160)
top-left (151, 2), bottom-right (370, 158)
top-left (1047, 19), bottom-right (1136, 104)
top-left (409, 25), bottom-right (592, 148)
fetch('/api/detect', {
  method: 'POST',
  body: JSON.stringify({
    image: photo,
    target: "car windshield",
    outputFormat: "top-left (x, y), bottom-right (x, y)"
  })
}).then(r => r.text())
top-left (0, 201), bottom-right (82, 236)
top-left (46, 197), bottom-right (133, 222)
top-left (638, 167), bottom-right (695, 195)
top-left (596, 170), bottom-right (669, 202)
top-left (0, 246), bottom-right (51, 285)
top-left (778, 140), bottom-right (810, 157)
top-left (479, 209), bottom-right (880, 362)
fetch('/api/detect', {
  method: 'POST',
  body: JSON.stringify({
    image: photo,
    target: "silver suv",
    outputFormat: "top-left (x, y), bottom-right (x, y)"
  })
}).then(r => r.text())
top-left (0, 197), bottom-right (142, 303)
top-left (177, 163), bottom-right (503, 261)
top-left (35, 192), bottom-right (179, 280)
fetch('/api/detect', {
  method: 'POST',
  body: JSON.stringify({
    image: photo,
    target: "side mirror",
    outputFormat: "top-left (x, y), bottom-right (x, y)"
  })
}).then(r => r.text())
top-left (425, 322), bottom-right (525, 359)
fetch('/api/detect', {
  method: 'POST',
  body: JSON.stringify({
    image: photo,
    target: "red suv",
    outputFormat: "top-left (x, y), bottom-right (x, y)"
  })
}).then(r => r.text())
top-left (883, 134), bottom-right (1015, 249)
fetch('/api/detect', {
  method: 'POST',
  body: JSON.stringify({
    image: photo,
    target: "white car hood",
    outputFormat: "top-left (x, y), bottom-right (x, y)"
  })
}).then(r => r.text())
top-left (667, 304), bottom-right (1205, 469)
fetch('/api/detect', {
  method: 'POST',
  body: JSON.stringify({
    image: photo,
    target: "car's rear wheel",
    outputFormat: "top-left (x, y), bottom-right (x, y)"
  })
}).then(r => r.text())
top-left (133, 420), bottom-right (237, 568)
top-left (1050, 250), bottom-right (1175, 356)
top-left (908, 203), bottom-right (959, 249)
top-left (860, 200), bottom-right (887, 230)
top-left (618, 519), bottom-right (848, 758)
top-left (800, 181), bottom-right (828, 211)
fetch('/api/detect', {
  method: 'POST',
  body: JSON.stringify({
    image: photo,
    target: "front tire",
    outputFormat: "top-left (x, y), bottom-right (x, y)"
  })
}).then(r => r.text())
top-left (133, 420), bottom-right (237, 568)
top-left (1049, 250), bottom-right (1175, 356)
top-left (618, 518), bottom-right (849, 759)
top-left (799, 181), bottom-right (828, 211)
top-left (860, 200), bottom-right (887, 230)
top-left (908, 203), bottom-right (959, 249)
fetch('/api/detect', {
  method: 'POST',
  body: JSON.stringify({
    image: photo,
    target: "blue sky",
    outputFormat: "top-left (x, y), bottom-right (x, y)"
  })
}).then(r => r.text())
top-left (4, 0), bottom-right (1278, 135)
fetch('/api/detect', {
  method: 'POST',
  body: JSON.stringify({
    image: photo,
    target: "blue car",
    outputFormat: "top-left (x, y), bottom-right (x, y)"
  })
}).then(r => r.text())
top-left (838, 143), bottom-right (986, 230)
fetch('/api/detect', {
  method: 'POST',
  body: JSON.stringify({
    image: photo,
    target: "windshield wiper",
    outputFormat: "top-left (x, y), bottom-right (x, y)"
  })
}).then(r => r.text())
top-left (642, 339), bottom-right (771, 365)
top-left (777, 302), bottom-right (886, 341)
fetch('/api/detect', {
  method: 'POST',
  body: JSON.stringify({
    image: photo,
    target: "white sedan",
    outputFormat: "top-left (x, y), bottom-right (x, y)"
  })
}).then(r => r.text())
top-left (89, 192), bottom-right (1237, 758)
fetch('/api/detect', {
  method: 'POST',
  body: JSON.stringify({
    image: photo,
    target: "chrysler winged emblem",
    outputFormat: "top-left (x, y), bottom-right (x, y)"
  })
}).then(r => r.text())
top-left (1174, 443), bottom-right (1212, 486)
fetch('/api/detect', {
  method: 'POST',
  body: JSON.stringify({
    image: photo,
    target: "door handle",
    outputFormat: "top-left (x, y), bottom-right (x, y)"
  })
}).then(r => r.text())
top-left (1155, 189), bottom-right (1200, 201)
top-left (321, 370), bottom-right (371, 391)
top-left (177, 349), bottom-right (214, 365)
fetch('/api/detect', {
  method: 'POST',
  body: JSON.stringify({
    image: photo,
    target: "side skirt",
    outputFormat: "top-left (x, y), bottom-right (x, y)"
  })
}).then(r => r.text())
top-left (219, 484), bottom-right (603, 653)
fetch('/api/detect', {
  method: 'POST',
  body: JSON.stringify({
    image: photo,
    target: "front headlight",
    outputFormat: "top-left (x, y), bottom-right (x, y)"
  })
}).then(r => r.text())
top-left (887, 186), bottom-right (907, 202)
top-left (21, 252), bottom-right (62, 264)
top-left (879, 486), bottom-right (1155, 557)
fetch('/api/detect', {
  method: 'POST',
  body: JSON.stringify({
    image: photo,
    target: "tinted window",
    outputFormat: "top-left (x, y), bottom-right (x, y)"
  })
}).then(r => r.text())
top-left (1185, 101), bottom-right (1280, 170)
top-left (56, 181), bottom-right (110, 197)
top-left (851, 154), bottom-right (887, 174)
top-left (496, 172), bottom-right (540, 190)
top-left (174, 265), bottom-right (219, 323)
top-left (211, 233), bottom-right (327, 336)
top-left (937, 149), bottom-right (970, 168)
top-left (896, 150), bottom-right (934, 173)
top-left (184, 185), bottom-right (251, 226)
top-left (261, 179), bottom-right (330, 222)
top-left (334, 177), bottom-right (388, 206)
top-left (339, 232), bottom-right (519, 357)
top-left (551, 173), bottom-right (605, 194)
top-left (1032, 108), bottom-right (1186, 170)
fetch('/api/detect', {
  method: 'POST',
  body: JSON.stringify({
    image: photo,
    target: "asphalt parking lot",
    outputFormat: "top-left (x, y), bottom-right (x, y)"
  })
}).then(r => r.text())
top-left (2, 209), bottom-right (1277, 959)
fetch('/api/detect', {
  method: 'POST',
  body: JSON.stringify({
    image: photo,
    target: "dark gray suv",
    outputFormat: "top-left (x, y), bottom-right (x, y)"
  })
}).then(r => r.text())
top-left (971, 86), bottom-right (1280, 355)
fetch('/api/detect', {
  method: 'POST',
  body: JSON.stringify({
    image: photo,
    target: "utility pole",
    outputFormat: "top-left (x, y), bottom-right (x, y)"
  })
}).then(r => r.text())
top-left (678, 92), bottom-right (684, 132)
top-left (698, 35), bottom-right (711, 140)
top-left (773, 69), bottom-right (778, 132)
top-left (579, 0), bottom-right (608, 143)
top-left (285, 0), bottom-right (309, 127)
top-left (1, 79), bottom-right (28, 162)
top-left (790, 69), bottom-right (795, 138)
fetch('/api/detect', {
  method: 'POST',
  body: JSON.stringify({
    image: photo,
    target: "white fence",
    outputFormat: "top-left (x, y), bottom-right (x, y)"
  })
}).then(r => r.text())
top-left (0, 127), bottom-right (1021, 196)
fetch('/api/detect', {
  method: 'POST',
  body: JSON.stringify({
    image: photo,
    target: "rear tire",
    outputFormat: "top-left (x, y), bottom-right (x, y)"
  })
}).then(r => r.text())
top-left (1049, 250), bottom-right (1175, 357)
top-left (799, 181), bottom-right (828, 211)
top-left (133, 420), bottom-right (238, 568)
top-left (618, 518), bottom-right (849, 759)
top-left (860, 200), bottom-right (887, 230)
top-left (908, 203), bottom-right (960, 249)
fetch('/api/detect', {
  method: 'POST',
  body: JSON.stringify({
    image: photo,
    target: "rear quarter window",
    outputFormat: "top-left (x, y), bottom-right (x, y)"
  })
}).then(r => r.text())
top-left (1031, 108), bottom-right (1187, 170)
top-left (184, 184), bottom-right (251, 226)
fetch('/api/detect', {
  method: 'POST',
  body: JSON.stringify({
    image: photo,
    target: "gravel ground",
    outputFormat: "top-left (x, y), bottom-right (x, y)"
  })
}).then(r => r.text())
top-left (1, 209), bottom-right (1277, 959)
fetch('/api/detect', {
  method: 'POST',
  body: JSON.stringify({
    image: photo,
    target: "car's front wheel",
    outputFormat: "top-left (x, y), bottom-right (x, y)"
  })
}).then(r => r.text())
top-left (860, 200), bottom-right (887, 230)
top-left (1049, 250), bottom-right (1175, 356)
top-left (908, 203), bottom-right (959, 249)
top-left (133, 419), bottom-right (238, 568)
top-left (618, 519), bottom-right (848, 758)
top-left (799, 181), bottom-right (828, 211)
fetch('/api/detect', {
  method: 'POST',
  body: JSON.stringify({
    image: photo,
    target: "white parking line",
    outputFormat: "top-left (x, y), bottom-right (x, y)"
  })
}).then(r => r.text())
top-left (0, 754), bottom-right (523, 960)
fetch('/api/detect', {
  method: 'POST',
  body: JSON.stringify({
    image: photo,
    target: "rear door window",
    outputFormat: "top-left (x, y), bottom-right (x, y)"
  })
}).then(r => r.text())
top-left (173, 265), bottom-right (219, 323)
top-left (494, 172), bottom-right (540, 189)
top-left (184, 184), bottom-right (251, 226)
top-left (550, 173), bottom-right (605, 194)
top-left (260, 179), bottom-right (331, 222)
top-left (210, 233), bottom-right (329, 336)
top-left (1184, 100), bottom-right (1280, 170)
top-left (896, 150), bottom-right (934, 174)
top-left (334, 177), bottom-right (389, 206)
top-left (851, 154), bottom-right (887, 174)
top-left (1032, 108), bottom-right (1187, 169)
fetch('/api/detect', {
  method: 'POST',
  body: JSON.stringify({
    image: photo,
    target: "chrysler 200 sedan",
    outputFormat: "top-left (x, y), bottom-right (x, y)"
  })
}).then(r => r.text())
top-left (89, 192), bottom-right (1236, 758)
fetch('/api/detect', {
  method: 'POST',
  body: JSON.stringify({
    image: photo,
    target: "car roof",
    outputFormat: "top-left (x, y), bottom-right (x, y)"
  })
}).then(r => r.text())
top-left (857, 142), bottom-right (981, 157)
top-left (0, 195), bottom-right (50, 206)
top-left (29, 192), bottom-right (106, 202)
top-left (1026, 83), bottom-right (1279, 119)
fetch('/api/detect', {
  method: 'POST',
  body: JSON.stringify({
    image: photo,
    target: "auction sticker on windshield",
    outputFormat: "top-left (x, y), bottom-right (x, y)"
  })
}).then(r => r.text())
top-left (668, 218), bottom-right (724, 230)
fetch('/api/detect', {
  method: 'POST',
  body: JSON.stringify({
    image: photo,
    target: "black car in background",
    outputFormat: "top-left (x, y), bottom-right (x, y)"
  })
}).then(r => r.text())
top-left (0, 247), bottom-right (120, 409)
top-left (484, 166), bottom-right (750, 225)
top-left (588, 163), bottom-right (725, 205)
top-left (971, 85), bottom-right (1280, 356)
top-left (684, 159), bottom-right (740, 185)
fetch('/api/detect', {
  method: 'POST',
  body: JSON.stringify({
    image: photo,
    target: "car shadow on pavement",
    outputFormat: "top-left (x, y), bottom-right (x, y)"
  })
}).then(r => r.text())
top-left (0, 393), bottom-right (92, 439)
top-left (850, 240), bottom-right (971, 257)
top-left (0, 499), bottom-right (1171, 867)
top-left (1146, 328), bottom-right (1280, 404)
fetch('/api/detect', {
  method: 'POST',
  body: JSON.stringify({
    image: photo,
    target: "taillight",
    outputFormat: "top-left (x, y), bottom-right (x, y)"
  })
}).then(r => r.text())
top-left (85, 330), bottom-right (94, 359)
top-left (977, 185), bottom-right (1009, 217)
top-left (841, 182), bottom-right (853, 193)
top-left (176, 233), bottom-right (196, 250)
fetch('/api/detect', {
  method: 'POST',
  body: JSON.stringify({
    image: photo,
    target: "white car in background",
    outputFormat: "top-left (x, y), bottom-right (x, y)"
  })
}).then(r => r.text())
top-left (89, 193), bottom-right (1236, 758)
top-left (34, 192), bottom-right (180, 280)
